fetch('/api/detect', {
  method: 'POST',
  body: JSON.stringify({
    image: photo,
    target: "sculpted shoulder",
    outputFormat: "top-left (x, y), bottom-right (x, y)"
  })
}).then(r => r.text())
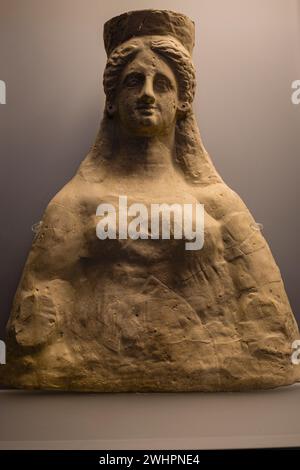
top-left (196, 182), bottom-right (254, 223)
top-left (44, 172), bottom-right (108, 221)
top-left (195, 182), bottom-right (269, 264)
top-left (30, 175), bottom-right (100, 269)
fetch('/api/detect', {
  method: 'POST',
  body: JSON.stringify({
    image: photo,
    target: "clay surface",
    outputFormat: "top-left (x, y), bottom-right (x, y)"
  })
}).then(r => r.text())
top-left (1, 10), bottom-right (300, 391)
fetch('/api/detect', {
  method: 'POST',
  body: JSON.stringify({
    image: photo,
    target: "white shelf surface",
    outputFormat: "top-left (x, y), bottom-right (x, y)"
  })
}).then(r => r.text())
top-left (0, 384), bottom-right (300, 450)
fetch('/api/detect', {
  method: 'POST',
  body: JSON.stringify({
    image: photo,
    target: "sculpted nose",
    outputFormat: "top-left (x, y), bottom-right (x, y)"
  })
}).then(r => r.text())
top-left (140, 76), bottom-right (155, 103)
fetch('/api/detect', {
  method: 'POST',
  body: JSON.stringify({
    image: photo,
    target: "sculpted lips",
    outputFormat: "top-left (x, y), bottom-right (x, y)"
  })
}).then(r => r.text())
top-left (136, 104), bottom-right (157, 115)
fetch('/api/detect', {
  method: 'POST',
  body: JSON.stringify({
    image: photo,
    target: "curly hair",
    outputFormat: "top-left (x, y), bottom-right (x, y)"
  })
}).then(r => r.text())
top-left (103, 36), bottom-right (196, 108)
top-left (150, 37), bottom-right (196, 106)
top-left (103, 41), bottom-right (140, 104)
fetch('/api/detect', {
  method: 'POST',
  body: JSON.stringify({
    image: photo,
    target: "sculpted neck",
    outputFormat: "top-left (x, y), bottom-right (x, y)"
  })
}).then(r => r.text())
top-left (112, 125), bottom-right (177, 178)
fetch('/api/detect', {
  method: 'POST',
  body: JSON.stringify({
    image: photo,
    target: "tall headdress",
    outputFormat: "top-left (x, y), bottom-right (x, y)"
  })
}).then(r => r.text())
top-left (103, 9), bottom-right (195, 57)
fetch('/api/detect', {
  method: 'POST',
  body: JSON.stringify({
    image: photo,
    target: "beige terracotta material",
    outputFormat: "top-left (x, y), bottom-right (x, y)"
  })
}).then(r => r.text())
top-left (1, 10), bottom-right (300, 391)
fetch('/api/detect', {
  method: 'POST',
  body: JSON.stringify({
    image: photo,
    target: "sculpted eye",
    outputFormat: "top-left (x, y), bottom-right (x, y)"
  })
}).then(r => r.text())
top-left (123, 73), bottom-right (144, 87)
top-left (154, 74), bottom-right (172, 92)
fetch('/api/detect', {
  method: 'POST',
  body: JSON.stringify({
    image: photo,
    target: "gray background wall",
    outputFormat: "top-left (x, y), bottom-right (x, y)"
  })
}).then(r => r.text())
top-left (0, 0), bottom-right (299, 345)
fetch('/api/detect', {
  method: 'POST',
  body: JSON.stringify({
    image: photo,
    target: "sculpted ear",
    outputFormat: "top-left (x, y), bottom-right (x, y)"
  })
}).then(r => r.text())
top-left (106, 101), bottom-right (117, 117)
top-left (177, 101), bottom-right (191, 117)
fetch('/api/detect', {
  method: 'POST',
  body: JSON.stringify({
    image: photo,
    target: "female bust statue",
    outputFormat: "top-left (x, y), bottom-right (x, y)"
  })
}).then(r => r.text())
top-left (2, 10), bottom-right (300, 391)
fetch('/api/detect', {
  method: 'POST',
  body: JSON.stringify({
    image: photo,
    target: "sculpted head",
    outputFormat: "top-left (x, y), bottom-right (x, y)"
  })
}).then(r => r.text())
top-left (103, 36), bottom-right (196, 137)
top-left (81, 11), bottom-right (220, 186)
top-left (116, 48), bottom-right (178, 137)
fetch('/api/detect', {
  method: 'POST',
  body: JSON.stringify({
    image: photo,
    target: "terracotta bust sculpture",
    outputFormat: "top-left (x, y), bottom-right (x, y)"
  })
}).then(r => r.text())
top-left (1, 10), bottom-right (300, 391)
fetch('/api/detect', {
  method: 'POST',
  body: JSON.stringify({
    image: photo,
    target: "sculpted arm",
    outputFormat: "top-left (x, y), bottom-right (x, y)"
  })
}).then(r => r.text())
top-left (200, 182), bottom-right (299, 346)
top-left (7, 184), bottom-right (87, 348)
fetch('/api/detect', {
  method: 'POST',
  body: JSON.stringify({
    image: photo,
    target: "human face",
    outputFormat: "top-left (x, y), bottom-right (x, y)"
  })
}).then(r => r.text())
top-left (116, 48), bottom-right (179, 137)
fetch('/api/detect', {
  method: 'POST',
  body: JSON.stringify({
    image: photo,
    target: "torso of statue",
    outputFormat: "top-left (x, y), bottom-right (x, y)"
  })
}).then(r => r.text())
top-left (71, 168), bottom-right (228, 358)
top-left (83, 167), bottom-right (222, 278)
